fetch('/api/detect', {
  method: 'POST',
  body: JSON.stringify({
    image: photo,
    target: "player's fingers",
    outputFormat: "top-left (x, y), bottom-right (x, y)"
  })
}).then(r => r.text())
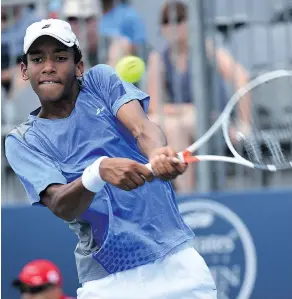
top-left (168, 157), bottom-right (188, 174)
top-left (164, 146), bottom-right (178, 158)
top-left (159, 156), bottom-right (179, 177)
top-left (122, 178), bottom-right (139, 191)
top-left (161, 157), bottom-right (186, 179)
top-left (152, 155), bottom-right (174, 180)
top-left (118, 183), bottom-right (131, 191)
top-left (136, 164), bottom-right (154, 182)
top-left (130, 172), bottom-right (146, 187)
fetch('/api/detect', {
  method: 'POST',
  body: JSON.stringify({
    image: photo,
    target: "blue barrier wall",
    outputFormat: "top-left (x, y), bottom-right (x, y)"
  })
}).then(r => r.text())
top-left (2, 189), bottom-right (292, 299)
top-left (178, 189), bottom-right (292, 299)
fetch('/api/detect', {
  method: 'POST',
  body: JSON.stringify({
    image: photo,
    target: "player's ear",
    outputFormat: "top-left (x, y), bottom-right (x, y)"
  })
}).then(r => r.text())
top-left (75, 60), bottom-right (84, 78)
top-left (21, 62), bottom-right (29, 81)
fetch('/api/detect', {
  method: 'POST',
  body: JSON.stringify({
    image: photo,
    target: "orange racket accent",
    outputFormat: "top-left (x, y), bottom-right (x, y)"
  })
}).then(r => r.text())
top-left (182, 150), bottom-right (200, 163)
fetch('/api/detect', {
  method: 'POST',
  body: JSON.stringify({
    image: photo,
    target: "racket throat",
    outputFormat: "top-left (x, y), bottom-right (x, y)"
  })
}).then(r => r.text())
top-left (179, 151), bottom-right (200, 163)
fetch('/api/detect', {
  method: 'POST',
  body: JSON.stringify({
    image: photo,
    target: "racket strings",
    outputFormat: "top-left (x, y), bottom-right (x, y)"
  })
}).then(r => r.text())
top-left (261, 133), bottom-right (287, 166)
top-left (239, 134), bottom-right (263, 165)
top-left (236, 124), bottom-right (292, 168)
top-left (227, 73), bottom-right (292, 170)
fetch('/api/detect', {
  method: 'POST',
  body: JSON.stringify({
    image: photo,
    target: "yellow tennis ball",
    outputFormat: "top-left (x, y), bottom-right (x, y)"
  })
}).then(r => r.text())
top-left (115, 56), bottom-right (145, 83)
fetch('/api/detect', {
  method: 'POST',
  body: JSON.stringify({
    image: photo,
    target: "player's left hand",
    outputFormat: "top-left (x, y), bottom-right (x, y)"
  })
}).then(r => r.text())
top-left (149, 146), bottom-right (188, 181)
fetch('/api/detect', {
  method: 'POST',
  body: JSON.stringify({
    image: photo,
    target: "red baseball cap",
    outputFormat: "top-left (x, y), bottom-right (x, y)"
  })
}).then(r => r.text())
top-left (12, 259), bottom-right (62, 288)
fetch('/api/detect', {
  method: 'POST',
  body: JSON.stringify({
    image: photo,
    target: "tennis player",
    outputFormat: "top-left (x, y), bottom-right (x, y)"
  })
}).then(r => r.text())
top-left (5, 19), bottom-right (216, 299)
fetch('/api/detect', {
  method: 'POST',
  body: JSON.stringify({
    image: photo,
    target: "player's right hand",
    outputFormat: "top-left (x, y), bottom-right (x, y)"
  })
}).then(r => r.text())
top-left (99, 158), bottom-right (154, 191)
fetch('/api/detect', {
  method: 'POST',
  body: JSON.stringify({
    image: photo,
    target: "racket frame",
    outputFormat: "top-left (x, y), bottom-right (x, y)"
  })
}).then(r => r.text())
top-left (146, 70), bottom-right (292, 172)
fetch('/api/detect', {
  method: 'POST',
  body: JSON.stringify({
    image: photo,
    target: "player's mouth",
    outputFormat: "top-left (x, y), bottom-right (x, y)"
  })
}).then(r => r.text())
top-left (39, 80), bottom-right (62, 85)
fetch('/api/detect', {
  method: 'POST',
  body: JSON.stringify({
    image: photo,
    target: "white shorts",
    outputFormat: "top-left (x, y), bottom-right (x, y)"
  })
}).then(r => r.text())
top-left (77, 247), bottom-right (217, 299)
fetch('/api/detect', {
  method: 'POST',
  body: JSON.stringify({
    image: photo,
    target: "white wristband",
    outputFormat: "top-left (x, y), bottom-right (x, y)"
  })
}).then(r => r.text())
top-left (82, 156), bottom-right (108, 193)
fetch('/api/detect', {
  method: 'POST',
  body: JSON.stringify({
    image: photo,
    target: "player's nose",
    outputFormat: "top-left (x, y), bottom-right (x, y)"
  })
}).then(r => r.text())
top-left (42, 59), bottom-right (57, 74)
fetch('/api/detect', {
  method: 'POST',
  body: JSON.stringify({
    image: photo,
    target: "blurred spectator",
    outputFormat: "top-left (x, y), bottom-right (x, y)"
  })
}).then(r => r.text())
top-left (99, 0), bottom-right (148, 64)
top-left (147, 1), bottom-right (249, 193)
top-left (12, 259), bottom-right (75, 299)
top-left (62, 0), bottom-right (143, 67)
top-left (48, 0), bottom-right (62, 19)
top-left (1, 87), bottom-right (8, 125)
top-left (1, 5), bottom-right (40, 132)
top-left (100, 0), bottom-right (146, 45)
top-left (1, 5), bottom-right (40, 94)
top-left (62, 0), bottom-right (100, 67)
top-left (3, 78), bottom-right (40, 125)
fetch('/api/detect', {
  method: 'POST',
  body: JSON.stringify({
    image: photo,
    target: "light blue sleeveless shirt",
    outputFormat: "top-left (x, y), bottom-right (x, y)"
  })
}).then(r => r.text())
top-left (5, 64), bottom-right (194, 283)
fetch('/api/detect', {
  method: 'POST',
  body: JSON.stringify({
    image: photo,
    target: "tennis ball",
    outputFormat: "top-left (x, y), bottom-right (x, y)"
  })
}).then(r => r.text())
top-left (115, 56), bottom-right (145, 83)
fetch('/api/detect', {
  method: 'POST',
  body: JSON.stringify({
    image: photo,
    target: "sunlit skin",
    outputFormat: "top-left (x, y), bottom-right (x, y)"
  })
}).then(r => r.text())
top-left (20, 36), bottom-right (84, 120)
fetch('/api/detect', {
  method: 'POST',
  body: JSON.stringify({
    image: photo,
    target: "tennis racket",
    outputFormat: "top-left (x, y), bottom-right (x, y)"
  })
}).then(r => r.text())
top-left (146, 70), bottom-right (292, 172)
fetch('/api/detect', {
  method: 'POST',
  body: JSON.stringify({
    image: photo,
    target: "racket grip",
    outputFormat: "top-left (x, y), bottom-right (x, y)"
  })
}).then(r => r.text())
top-left (145, 152), bottom-right (185, 174)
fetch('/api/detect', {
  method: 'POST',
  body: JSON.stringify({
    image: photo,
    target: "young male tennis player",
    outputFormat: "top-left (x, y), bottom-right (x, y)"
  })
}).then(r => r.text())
top-left (5, 19), bottom-right (216, 299)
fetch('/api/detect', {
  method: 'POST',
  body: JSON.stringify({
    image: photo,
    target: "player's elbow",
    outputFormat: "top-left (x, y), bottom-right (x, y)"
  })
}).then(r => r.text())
top-left (45, 193), bottom-right (76, 222)
top-left (131, 119), bottom-right (147, 140)
top-left (42, 183), bottom-right (92, 222)
top-left (53, 200), bottom-right (75, 222)
top-left (132, 118), bottom-right (159, 141)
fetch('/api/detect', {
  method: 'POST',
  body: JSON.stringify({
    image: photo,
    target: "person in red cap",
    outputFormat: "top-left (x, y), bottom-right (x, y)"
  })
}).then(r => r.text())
top-left (12, 259), bottom-right (75, 299)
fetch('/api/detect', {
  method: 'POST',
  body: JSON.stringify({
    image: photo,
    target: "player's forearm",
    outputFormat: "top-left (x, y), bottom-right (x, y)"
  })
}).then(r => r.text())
top-left (136, 120), bottom-right (168, 159)
top-left (116, 100), bottom-right (168, 158)
top-left (43, 179), bottom-right (95, 221)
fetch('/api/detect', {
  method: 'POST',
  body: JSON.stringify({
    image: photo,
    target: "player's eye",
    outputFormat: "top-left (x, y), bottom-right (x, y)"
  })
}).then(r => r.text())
top-left (56, 56), bottom-right (68, 62)
top-left (31, 57), bottom-right (43, 63)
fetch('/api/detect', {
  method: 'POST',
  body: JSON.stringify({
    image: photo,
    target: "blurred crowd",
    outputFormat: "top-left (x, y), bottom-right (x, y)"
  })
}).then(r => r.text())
top-left (2, 0), bottom-right (147, 126)
top-left (2, 0), bottom-right (292, 199)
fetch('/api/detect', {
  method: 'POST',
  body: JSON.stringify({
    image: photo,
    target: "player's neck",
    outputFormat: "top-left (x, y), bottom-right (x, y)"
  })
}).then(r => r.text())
top-left (38, 86), bottom-right (80, 120)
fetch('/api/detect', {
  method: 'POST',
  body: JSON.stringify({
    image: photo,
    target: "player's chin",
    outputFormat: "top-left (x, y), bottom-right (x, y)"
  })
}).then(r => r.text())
top-left (37, 85), bottom-right (64, 101)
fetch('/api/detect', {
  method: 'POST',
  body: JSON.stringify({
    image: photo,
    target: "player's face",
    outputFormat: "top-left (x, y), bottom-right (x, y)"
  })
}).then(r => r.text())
top-left (21, 36), bottom-right (83, 102)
